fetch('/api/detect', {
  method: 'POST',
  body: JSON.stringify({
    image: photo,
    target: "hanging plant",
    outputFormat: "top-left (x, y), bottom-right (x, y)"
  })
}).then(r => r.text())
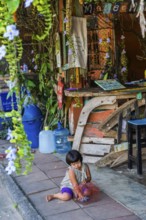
top-left (4, 110), bottom-right (34, 175)
top-left (31, 0), bottom-right (53, 41)
top-left (0, 0), bottom-right (34, 175)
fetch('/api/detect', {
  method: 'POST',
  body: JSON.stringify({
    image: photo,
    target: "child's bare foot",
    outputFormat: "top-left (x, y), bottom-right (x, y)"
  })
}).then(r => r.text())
top-left (46, 195), bottom-right (54, 202)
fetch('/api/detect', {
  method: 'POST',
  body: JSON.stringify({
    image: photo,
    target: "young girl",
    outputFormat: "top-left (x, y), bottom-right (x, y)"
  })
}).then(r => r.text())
top-left (46, 149), bottom-right (98, 202)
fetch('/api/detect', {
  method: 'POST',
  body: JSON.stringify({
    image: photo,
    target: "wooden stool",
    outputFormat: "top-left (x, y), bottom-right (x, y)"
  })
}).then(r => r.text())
top-left (128, 118), bottom-right (146, 175)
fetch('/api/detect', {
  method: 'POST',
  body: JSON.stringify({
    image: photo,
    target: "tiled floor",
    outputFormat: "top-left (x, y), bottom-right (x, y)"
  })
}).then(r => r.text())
top-left (12, 152), bottom-right (141, 220)
top-left (0, 139), bottom-right (144, 220)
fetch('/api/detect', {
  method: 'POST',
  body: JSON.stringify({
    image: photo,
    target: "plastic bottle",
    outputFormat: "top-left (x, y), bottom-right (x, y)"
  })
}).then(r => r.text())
top-left (39, 126), bottom-right (55, 153)
top-left (53, 122), bottom-right (71, 154)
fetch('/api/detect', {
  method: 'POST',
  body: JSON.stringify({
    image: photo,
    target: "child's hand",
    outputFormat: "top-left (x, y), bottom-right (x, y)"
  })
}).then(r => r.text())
top-left (73, 184), bottom-right (84, 200)
top-left (77, 192), bottom-right (84, 200)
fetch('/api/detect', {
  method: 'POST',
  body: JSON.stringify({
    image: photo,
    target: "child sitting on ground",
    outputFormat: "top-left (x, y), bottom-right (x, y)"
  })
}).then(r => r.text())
top-left (46, 149), bottom-right (98, 202)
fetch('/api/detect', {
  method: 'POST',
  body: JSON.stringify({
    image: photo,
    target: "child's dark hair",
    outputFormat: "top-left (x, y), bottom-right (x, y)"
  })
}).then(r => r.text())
top-left (66, 150), bottom-right (83, 165)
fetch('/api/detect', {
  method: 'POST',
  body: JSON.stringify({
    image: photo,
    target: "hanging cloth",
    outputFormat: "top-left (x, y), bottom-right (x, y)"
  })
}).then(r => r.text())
top-left (68, 16), bottom-right (87, 69)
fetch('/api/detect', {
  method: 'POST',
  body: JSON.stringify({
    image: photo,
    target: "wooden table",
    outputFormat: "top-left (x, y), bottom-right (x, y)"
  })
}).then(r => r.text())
top-left (65, 87), bottom-right (146, 98)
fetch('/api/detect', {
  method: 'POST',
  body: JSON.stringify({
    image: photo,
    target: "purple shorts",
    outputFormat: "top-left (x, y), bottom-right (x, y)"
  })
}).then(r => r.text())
top-left (61, 187), bottom-right (73, 197)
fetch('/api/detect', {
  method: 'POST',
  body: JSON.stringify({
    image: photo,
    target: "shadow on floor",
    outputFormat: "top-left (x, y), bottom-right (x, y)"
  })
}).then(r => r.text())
top-left (113, 160), bottom-right (146, 186)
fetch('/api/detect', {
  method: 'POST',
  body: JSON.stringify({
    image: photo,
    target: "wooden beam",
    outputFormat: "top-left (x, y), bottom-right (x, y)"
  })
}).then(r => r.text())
top-left (80, 143), bottom-right (111, 155)
top-left (68, 136), bottom-right (115, 144)
top-left (95, 151), bottom-right (126, 167)
top-left (59, 0), bottom-right (64, 33)
top-left (88, 109), bottom-right (115, 124)
top-left (98, 98), bottom-right (145, 132)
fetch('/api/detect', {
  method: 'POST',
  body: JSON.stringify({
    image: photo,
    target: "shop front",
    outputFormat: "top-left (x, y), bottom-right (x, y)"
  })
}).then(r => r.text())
top-left (57, 0), bottom-right (146, 165)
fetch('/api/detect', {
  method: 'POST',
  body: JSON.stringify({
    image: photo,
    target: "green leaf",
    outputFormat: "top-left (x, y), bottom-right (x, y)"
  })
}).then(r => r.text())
top-left (32, 0), bottom-right (39, 6)
top-left (0, 26), bottom-right (5, 34)
top-left (6, 0), bottom-right (20, 14)
top-left (27, 80), bottom-right (36, 88)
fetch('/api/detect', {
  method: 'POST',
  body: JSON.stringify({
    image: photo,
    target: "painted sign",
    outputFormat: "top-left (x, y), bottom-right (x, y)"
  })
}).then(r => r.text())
top-left (103, 3), bottom-right (112, 14)
top-left (83, 1), bottom-right (145, 15)
top-left (83, 3), bottom-right (94, 15)
top-left (94, 80), bottom-right (125, 91)
top-left (111, 2), bottom-right (121, 14)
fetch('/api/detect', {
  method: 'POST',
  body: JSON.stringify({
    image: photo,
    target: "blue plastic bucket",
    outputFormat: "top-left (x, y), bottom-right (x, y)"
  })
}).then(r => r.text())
top-left (22, 104), bottom-right (43, 149)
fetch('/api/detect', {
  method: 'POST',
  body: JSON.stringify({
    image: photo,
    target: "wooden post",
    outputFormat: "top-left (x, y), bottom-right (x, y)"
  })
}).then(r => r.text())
top-left (76, 67), bottom-right (80, 84)
top-left (58, 0), bottom-right (64, 33)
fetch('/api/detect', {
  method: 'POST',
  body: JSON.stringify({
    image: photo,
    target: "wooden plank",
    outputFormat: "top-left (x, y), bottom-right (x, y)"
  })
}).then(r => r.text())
top-left (80, 143), bottom-right (111, 155)
top-left (95, 151), bottom-right (126, 167)
top-left (114, 142), bottom-right (129, 152)
top-left (64, 88), bottom-right (146, 98)
top-left (96, 103), bottom-right (118, 110)
top-left (104, 130), bottom-right (127, 141)
top-left (64, 90), bottom-right (137, 98)
top-left (83, 155), bottom-right (102, 164)
top-left (78, 97), bottom-right (116, 127)
top-left (96, 148), bottom-right (146, 168)
top-left (83, 124), bottom-right (105, 138)
top-left (87, 109), bottom-right (115, 123)
top-left (98, 99), bottom-right (136, 131)
top-left (58, 0), bottom-right (64, 33)
top-left (110, 87), bottom-right (146, 94)
top-left (72, 96), bottom-right (116, 151)
top-left (68, 136), bottom-right (115, 144)
top-left (117, 112), bottom-right (123, 144)
top-left (98, 98), bottom-right (145, 132)
top-left (111, 148), bottom-right (146, 168)
top-left (110, 151), bottom-right (127, 168)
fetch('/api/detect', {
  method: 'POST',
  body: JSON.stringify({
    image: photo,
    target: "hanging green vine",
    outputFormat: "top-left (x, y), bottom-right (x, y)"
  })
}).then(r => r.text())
top-left (32, 0), bottom-right (53, 41)
top-left (4, 110), bottom-right (34, 175)
top-left (0, 0), bottom-right (34, 175)
top-left (1, 0), bottom-right (58, 175)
